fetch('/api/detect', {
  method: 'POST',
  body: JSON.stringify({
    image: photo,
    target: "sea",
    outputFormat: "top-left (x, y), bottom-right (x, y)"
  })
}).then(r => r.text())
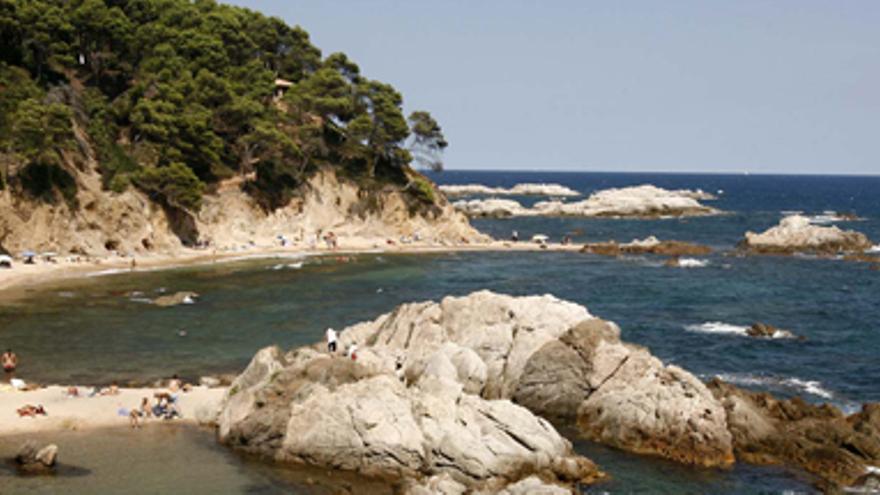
top-left (2, 171), bottom-right (879, 494)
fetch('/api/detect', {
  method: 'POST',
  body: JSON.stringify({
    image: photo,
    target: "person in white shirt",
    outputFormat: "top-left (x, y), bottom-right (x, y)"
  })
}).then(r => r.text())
top-left (326, 328), bottom-right (338, 353)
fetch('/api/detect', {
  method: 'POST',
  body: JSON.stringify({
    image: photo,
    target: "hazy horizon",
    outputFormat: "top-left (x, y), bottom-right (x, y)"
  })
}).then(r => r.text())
top-left (231, 1), bottom-right (879, 175)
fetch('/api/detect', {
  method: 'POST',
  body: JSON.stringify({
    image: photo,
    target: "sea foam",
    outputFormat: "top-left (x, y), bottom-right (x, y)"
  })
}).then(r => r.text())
top-left (685, 321), bottom-right (749, 336)
top-left (712, 372), bottom-right (834, 400)
top-left (678, 258), bottom-right (709, 268)
top-left (684, 321), bottom-right (795, 339)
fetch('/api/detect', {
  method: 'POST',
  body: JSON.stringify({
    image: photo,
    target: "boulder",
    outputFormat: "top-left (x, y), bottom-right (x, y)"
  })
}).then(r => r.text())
top-left (14, 441), bottom-right (58, 474)
top-left (219, 347), bottom-right (603, 492)
top-left (707, 378), bottom-right (880, 488)
top-left (153, 291), bottom-right (199, 307)
top-left (742, 215), bottom-right (873, 255)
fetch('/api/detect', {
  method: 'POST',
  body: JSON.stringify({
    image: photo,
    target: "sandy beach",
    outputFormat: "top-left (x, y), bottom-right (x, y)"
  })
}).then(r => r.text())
top-left (0, 385), bottom-right (225, 435)
top-left (0, 236), bottom-right (583, 298)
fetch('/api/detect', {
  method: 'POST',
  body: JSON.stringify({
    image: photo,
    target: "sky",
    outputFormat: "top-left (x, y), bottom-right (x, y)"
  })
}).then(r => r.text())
top-left (231, 1), bottom-right (879, 175)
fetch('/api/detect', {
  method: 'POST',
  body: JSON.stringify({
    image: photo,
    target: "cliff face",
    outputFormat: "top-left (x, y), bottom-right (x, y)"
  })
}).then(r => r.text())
top-left (0, 160), bottom-right (483, 256)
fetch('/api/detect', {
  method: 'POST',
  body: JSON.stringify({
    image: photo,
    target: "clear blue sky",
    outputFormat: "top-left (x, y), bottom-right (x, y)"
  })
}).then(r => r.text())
top-left (230, 1), bottom-right (879, 174)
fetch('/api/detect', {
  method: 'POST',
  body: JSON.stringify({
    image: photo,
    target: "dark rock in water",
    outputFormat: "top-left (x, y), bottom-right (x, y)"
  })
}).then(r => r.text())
top-left (580, 238), bottom-right (712, 257)
top-left (153, 291), bottom-right (199, 307)
top-left (15, 441), bottom-right (58, 474)
top-left (707, 378), bottom-right (880, 490)
top-left (746, 322), bottom-right (798, 339)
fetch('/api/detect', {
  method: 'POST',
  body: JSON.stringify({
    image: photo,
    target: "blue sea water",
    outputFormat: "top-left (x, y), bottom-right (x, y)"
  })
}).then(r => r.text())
top-left (2, 171), bottom-right (879, 494)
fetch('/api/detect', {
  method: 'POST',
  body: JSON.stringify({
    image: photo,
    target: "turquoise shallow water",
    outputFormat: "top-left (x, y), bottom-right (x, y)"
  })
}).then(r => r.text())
top-left (2, 172), bottom-right (878, 493)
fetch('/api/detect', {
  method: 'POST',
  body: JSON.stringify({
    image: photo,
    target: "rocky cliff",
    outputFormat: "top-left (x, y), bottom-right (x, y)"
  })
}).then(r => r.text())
top-left (0, 161), bottom-right (483, 256)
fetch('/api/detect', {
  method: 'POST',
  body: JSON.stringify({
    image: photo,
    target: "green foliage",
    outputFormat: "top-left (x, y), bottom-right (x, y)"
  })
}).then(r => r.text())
top-left (133, 162), bottom-right (205, 211)
top-left (17, 161), bottom-right (78, 206)
top-left (0, 0), bottom-right (449, 211)
top-left (408, 111), bottom-right (448, 172)
top-left (409, 174), bottom-right (436, 204)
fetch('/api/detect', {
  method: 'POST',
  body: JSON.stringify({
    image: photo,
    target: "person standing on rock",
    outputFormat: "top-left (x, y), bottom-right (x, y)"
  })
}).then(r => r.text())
top-left (2, 349), bottom-right (17, 380)
top-left (325, 328), bottom-right (338, 354)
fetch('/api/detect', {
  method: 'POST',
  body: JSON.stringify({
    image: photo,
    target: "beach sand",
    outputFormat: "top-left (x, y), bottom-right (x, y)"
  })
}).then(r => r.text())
top-left (0, 236), bottom-right (583, 298)
top-left (0, 385), bottom-right (225, 435)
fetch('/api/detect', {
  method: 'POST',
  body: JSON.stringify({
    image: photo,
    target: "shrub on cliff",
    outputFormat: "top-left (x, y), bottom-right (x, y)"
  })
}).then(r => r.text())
top-left (133, 162), bottom-right (205, 212)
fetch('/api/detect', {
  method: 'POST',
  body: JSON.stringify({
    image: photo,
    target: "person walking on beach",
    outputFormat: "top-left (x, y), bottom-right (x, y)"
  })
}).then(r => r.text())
top-left (2, 349), bottom-right (17, 379)
top-left (326, 328), bottom-right (338, 353)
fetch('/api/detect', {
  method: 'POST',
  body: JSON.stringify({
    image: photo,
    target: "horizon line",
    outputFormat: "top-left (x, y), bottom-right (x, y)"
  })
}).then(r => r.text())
top-left (437, 167), bottom-right (880, 177)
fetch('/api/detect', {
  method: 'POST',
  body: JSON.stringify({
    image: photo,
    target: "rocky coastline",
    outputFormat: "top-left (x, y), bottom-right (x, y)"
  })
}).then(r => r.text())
top-left (215, 291), bottom-right (880, 493)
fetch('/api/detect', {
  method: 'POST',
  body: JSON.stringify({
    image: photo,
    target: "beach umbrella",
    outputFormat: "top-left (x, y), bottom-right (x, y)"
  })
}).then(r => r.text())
top-left (531, 234), bottom-right (549, 243)
top-left (40, 251), bottom-right (58, 258)
top-left (0, 255), bottom-right (12, 263)
top-left (21, 250), bottom-right (36, 257)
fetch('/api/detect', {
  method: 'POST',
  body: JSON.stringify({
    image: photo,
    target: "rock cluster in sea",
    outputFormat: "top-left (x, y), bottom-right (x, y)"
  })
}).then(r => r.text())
top-left (742, 215), bottom-right (873, 255)
top-left (439, 183), bottom-right (580, 197)
top-left (217, 291), bottom-right (880, 493)
top-left (452, 185), bottom-right (719, 218)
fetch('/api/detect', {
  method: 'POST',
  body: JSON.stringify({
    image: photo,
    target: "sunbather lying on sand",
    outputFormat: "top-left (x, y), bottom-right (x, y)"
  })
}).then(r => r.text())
top-left (17, 404), bottom-right (46, 417)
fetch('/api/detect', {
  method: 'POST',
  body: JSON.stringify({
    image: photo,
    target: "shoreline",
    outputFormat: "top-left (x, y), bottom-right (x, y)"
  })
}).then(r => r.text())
top-left (0, 384), bottom-right (225, 436)
top-left (0, 238), bottom-right (584, 299)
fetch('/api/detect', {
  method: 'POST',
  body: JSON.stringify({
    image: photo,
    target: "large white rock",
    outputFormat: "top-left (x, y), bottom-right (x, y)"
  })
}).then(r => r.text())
top-left (742, 215), bottom-right (872, 254)
top-left (440, 183), bottom-right (580, 197)
top-left (450, 185), bottom-right (718, 218)
top-left (533, 185), bottom-right (718, 218)
top-left (219, 290), bottom-right (736, 493)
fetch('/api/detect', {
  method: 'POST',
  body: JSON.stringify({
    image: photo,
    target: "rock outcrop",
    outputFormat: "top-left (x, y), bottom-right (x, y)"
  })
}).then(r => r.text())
top-left (439, 183), bottom-right (580, 197)
top-left (14, 441), bottom-right (58, 474)
top-left (708, 379), bottom-right (880, 489)
top-left (451, 198), bottom-right (531, 218)
top-left (532, 185), bottom-right (718, 218)
top-left (218, 341), bottom-right (603, 493)
top-left (580, 236), bottom-right (712, 257)
top-left (218, 290), bottom-right (736, 491)
top-left (741, 215), bottom-right (873, 255)
top-left (451, 185), bottom-right (719, 219)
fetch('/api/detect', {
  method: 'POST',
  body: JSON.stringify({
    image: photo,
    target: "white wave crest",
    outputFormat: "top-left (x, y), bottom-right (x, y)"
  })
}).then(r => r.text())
top-left (684, 321), bottom-right (749, 336)
top-left (712, 373), bottom-right (834, 400)
top-left (678, 258), bottom-right (709, 268)
top-left (868, 245), bottom-right (880, 254)
top-left (685, 321), bottom-right (796, 339)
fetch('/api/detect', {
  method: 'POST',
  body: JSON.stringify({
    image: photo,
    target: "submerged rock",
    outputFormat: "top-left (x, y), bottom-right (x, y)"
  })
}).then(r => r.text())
top-left (707, 379), bottom-right (880, 489)
top-left (580, 236), bottom-right (712, 257)
top-left (153, 291), bottom-right (199, 307)
top-left (14, 441), bottom-right (58, 474)
top-left (742, 215), bottom-right (873, 255)
top-left (746, 322), bottom-right (798, 340)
